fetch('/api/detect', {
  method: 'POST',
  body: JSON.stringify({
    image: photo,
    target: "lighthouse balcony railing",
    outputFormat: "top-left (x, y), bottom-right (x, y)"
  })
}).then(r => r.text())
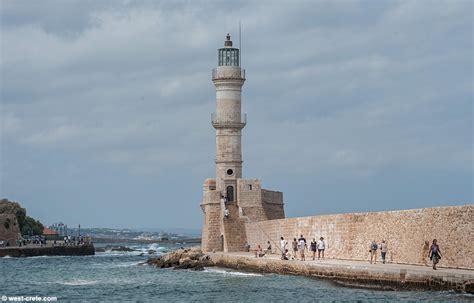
top-left (212, 68), bottom-right (245, 81)
top-left (211, 113), bottom-right (247, 128)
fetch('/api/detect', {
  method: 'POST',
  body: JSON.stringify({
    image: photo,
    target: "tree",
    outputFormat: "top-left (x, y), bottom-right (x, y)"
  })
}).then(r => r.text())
top-left (21, 216), bottom-right (44, 236)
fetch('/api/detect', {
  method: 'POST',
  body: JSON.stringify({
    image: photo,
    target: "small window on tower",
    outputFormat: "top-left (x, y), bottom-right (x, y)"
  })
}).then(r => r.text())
top-left (248, 184), bottom-right (252, 190)
top-left (226, 169), bottom-right (233, 176)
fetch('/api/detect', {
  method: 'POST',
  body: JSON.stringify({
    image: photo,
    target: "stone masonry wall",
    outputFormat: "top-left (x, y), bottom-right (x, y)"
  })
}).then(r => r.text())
top-left (261, 189), bottom-right (285, 220)
top-left (201, 201), bottom-right (222, 252)
top-left (0, 214), bottom-right (21, 244)
top-left (245, 205), bottom-right (473, 269)
top-left (237, 179), bottom-right (267, 222)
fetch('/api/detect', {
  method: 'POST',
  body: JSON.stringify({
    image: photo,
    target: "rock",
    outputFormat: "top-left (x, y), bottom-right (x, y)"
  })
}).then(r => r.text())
top-left (466, 282), bottom-right (474, 294)
top-left (110, 246), bottom-right (136, 252)
top-left (95, 247), bottom-right (107, 252)
top-left (147, 250), bottom-right (156, 255)
top-left (147, 246), bottom-right (209, 270)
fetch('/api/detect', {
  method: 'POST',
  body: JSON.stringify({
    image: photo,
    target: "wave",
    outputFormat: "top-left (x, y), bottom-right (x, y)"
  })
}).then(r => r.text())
top-left (203, 267), bottom-right (263, 277)
top-left (96, 243), bottom-right (168, 257)
top-left (60, 279), bottom-right (98, 286)
top-left (114, 261), bottom-right (142, 267)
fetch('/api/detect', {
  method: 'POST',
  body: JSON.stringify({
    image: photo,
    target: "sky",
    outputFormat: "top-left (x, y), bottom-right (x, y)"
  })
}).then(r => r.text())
top-left (0, 0), bottom-right (472, 230)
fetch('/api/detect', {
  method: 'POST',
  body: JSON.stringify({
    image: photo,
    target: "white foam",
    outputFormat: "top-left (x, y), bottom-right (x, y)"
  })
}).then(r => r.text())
top-left (203, 267), bottom-right (263, 277)
top-left (114, 261), bottom-right (141, 267)
top-left (60, 279), bottom-right (98, 286)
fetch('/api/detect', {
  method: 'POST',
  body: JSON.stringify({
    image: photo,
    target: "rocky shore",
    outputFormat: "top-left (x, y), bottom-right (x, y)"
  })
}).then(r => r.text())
top-left (146, 247), bottom-right (212, 270)
top-left (147, 247), bottom-right (474, 293)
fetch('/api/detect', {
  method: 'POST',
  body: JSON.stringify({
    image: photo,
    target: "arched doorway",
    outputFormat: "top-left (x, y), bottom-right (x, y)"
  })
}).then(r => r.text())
top-left (226, 185), bottom-right (234, 202)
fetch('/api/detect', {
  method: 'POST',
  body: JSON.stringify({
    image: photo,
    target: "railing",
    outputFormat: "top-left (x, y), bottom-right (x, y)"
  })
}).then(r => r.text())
top-left (212, 68), bottom-right (246, 81)
top-left (211, 113), bottom-right (247, 128)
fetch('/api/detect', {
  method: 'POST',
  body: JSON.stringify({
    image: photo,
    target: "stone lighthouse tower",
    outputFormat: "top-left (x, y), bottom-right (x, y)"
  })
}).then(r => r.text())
top-left (201, 34), bottom-right (285, 253)
top-left (212, 33), bottom-right (246, 199)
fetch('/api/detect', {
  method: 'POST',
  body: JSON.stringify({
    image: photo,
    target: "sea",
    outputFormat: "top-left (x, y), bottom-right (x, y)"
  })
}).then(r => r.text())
top-left (0, 242), bottom-right (472, 302)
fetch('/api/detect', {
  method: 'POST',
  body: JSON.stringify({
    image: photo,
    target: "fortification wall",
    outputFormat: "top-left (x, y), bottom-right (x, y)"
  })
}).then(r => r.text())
top-left (261, 189), bottom-right (285, 220)
top-left (201, 189), bottom-right (223, 252)
top-left (245, 205), bottom-right (473, 269)
top-left (0, 214), bottom-right (21, 244)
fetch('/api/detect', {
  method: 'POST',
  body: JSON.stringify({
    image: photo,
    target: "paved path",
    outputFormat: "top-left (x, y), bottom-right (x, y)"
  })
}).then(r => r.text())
top-left (208, 251), bottom-right (474, 292)
top-left (223, 251), bottom-right (474, 279)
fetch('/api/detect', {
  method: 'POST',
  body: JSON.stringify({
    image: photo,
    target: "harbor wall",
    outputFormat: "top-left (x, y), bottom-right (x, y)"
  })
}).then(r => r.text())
top-left (245, 205), bottom-right (473, 269)
top-left (0, 244), bottom-right (95, 257)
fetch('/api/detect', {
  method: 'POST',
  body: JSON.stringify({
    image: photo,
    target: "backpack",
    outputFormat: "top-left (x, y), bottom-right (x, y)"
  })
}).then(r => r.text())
top-left (371, 242), bottom-right (378, 250)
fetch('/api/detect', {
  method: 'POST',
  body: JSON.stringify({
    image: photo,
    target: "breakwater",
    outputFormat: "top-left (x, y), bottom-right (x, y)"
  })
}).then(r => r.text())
top-left (0, 244), bottom-right (95, 257)
top-left (147, 247), bottom-right (474, 293)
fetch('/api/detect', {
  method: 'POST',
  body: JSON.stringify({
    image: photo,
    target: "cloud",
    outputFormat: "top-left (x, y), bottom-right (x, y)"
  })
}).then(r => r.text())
top-left (0, 0), bottom-right (472, 228)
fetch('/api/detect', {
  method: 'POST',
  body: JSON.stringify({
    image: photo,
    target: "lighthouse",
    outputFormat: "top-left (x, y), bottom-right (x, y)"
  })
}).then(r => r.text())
top-left (212, 33), bottom-right (246, 200)
top-left (201, 34), bottom-right (285, 253)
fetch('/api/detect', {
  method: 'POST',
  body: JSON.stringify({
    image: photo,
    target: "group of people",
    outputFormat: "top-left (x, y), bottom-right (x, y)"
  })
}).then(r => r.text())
top-left (273, 235), bottom-right (326, 261)
top-left (369, 239), bottom-right (441, 269)
top-left (369, 240), bottom-right (388, 264)
top-left (253, 237), bottom-right (443, 270)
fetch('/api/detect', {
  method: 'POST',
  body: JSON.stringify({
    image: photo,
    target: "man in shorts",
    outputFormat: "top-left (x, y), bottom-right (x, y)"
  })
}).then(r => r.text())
top-left (297, 234), bottom-right (307, 261)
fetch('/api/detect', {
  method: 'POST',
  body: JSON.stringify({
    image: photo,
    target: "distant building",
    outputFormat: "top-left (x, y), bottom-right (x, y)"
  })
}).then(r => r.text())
top-left (43, 227), bottom-right (59, 236)
top-left (49, 222), bottom-right (68, 236)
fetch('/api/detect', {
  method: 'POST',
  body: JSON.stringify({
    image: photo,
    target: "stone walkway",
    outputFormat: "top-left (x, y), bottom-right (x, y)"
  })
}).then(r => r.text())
top-left (224, 251), bottom-right (474, 278)
top-left (209, 251), bottom-right (474, 292)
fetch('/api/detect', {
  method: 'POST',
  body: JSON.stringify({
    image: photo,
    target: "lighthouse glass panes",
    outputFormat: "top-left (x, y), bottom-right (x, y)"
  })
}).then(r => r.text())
top-left (218, 48), bottom-right (239, 66)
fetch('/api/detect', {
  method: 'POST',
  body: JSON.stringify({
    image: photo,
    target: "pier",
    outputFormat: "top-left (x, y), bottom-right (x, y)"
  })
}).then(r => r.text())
top-left (0, 244), bottom-right (95, 257)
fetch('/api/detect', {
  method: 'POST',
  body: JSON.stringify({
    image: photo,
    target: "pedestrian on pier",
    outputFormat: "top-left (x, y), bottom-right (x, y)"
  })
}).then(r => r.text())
top-left (317, 237), bottom-right (326, 259)
top-left (224, 208), bottom-right (229, 219)
top-left (370, 240), bottom-right (378, 264)
top-left (380, 240), bottom-right (387, 264)
top-left (265, 241), bottom-right (272, 254)
top-left (255, 245), bottom-right (265, 258)
top-left (292, 238), bottom-right (298, 258)
top-left (297, 235), bottom-right (307, 261)
top-left (429, 239), bottom-right (442, 270)
top-left (282, 249), bottom-right (290, 260)
top-left (280, 237), bottom-right (287, 251)
top-left (310, 239), bottom-right (317, 260)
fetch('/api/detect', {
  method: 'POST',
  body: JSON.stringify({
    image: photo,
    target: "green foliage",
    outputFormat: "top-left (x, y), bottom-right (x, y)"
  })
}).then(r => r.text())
top-left (0, 198), bottom-right (43, 235)
top-left (21, 216), bottom-right (44, 236)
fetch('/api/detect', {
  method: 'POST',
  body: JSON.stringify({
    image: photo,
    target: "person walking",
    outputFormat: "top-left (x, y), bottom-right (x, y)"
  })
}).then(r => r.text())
top-left (224, 208), bottom-right (229, 219)
top-left (429, 239), bottom-right (442, 270)
top-left (292, 238), bottom-right (298, 259)
top-left (317, 237), bottom-right (326, 259)
top-left (380, 240), bottom-right (388, 264)
top-left (370, 240), bottom-right (378, 264)
top-left (297, 234), bottom-right (307, 261)
top-left (280, 237), bottom-right (287, 258)
top-left (310, 239), bottom-right (317, 260)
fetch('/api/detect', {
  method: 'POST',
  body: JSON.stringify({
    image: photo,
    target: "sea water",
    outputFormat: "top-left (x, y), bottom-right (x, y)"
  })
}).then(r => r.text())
top-left (0, 242), bottom-right (471, 302)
